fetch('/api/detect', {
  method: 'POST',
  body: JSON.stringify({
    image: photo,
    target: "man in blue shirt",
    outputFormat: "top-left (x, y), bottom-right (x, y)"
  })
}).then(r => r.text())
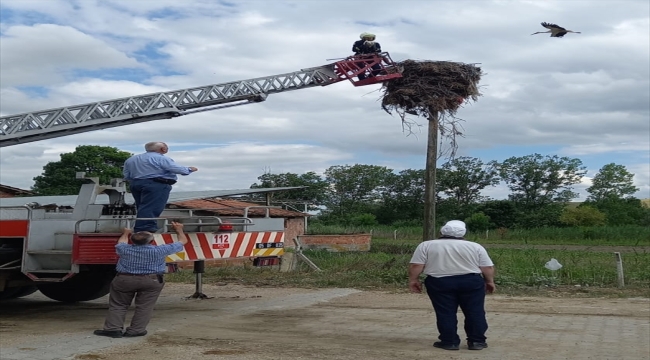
top-left (94, 222), bottom-right (188, 338)
top-left (123, 141), bottom-right (198, 232)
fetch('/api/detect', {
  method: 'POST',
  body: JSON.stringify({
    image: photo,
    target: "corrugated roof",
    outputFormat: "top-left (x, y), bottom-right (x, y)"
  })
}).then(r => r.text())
top-left (170, 198), bottom-right (309, 218)
top-left (0, 187), bottom-right (305, 207)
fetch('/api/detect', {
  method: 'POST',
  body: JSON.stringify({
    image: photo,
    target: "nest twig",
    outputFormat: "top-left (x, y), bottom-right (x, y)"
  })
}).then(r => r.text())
top-left (380, 60), bottom-right (483, 159)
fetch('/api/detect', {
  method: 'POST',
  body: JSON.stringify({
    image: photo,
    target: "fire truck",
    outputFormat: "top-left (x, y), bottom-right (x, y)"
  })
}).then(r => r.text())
top-left (0, 53), bottom-right (402, 302)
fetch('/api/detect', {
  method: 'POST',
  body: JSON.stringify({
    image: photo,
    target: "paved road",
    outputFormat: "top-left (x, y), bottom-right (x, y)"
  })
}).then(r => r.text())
top-left (0, 284), bottom-right (648, 360)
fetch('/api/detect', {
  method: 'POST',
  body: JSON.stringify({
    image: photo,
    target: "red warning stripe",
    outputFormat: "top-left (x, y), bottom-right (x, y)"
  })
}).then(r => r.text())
top-left (244, 232), bottom-right (258, 256)
top-left (182, 234), bottom-right (198, 259)
top-left (230, 233), bottom-right (245, 257)
top-left (197, 233), bottom-right (214, 259)
top-left (161, 233), bottom-right (174, 244)
top-left (273, 232), bottom-right (283, 243)
top-left (261, 232), bottom-right (271, 244)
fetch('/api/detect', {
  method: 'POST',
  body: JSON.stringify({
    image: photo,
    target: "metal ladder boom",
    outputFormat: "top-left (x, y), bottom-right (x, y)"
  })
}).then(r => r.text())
top-left (0, 64), bottom-right (341, 147)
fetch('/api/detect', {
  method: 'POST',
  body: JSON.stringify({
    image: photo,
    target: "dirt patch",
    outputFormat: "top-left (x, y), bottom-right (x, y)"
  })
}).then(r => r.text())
top-left (203, 349), bottom-right (247, 355)
top-left (75, 355), bottom-right (106, 360)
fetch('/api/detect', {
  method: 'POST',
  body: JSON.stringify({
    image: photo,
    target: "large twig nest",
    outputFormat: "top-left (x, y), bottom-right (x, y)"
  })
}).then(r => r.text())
top-left (380, 60), bottom-right (484, 158)
top-left (381, 60), bottom-right (483, 116)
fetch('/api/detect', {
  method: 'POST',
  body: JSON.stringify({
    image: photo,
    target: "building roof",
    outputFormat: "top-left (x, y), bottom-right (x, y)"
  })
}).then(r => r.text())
top-left (0, 187), bottom-right (305, 207)
top-left (170, 198), bottom-right (309, 218)
top-left (0, 184), bottom-right (33, 196)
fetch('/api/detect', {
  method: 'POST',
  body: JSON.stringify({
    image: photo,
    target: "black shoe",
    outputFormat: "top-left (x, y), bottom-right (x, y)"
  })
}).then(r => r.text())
top-left (123, 330), bottom-right (147, 337)
top-left (468, 341), bottom-right (488, 350)
top-left (433, 341), bottom-right (459, 350)
top-left (93, 330), bottom-right (123, 338)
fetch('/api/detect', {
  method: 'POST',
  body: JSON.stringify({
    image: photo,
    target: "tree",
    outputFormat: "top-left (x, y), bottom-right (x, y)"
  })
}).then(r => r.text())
top-left (586, 163), bottom-right (639, 201)
top-left (440, 157), bottom-right (500, 206)
top-left (32, 145), bottom-right (132, 195)
top-left (476, 200), bottom-right (519, 229)
top-left (323, 164), bottom-right (393, 217)
top-left (559, 206), bottom-right (606, 227)
top-left (499, 153), bottom-right (587, 209)
top-left (584, 198), bottom-right (650, 226)
top-left (250, 171), bottom-right (329, 209)
top-left (375, 169), bottom-right (427, 225)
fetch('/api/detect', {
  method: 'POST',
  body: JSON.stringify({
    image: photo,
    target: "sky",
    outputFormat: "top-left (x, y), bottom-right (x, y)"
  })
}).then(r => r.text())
top-left (0, 0), bottom-right (648, 201)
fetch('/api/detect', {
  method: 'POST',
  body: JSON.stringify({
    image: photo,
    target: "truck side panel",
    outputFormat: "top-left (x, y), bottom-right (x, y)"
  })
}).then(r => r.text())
top-left (71, 231), bottom-right (285, 265)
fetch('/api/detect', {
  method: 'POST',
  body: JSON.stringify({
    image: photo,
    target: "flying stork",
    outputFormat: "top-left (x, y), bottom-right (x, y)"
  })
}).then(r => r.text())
top-left (531, 22), bottom-right (581, 37)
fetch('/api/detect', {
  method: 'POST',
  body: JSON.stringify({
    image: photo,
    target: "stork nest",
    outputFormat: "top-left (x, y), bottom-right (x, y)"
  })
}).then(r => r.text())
top-left (380, 60), bottom-right (484, 158)
top-left (381, 60), bottom-right (483, 117)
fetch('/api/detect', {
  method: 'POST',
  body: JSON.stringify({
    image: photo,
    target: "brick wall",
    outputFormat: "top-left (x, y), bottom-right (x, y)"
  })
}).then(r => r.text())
top-left (297, 234), bottom-right (371, 252)
top-left (283, 217), bottom-right (305, 248)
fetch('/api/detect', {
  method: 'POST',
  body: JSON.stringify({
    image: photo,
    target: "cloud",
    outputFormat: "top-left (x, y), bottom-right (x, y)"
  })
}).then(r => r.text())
top-left (0, 24), bottom-right (141, 87)
top-left (559, 143), bottom-right (649, 156)
top-left (0, 141), bottom-right (352, 192)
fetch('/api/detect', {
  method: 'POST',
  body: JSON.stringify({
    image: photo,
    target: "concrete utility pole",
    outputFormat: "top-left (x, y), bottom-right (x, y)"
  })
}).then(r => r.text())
top-left (423, 109), bottom-right (439, 241)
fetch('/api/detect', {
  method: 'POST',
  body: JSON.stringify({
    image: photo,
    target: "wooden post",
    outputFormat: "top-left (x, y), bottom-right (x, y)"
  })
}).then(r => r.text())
top-left (614, 252), bottom-right (625, 288)
top-left (303, 202), bottom-right (308, 234)
top-left (423, 110), bottom-right (439, 241)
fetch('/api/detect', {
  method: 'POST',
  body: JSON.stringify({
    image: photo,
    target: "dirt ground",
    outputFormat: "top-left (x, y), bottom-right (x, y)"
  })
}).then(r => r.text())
top-left (0, 283), bottom-right (648, 360)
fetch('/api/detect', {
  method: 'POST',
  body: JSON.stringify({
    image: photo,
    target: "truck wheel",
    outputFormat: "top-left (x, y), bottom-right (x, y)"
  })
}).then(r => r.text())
top-left (37, 271), bottom-right (115, 303)
top-left (0, 286), bottom-right (38, 300)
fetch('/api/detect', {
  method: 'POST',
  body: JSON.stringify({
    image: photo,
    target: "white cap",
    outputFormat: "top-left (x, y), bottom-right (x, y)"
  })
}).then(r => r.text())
top-left (440, 220), bottom-right (467, 238)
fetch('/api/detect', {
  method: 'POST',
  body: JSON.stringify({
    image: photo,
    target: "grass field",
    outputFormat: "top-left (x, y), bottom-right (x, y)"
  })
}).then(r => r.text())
top-left (167, 224), bottom-right (649, 298)
top-left (168, 236), bottom-right (650, 298)
top-left (307, 224), bottom-right (650, 246)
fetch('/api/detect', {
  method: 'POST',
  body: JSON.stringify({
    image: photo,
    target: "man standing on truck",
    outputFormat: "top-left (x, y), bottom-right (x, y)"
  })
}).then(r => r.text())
top-left (123, 141), bottom-right (198, 233)
top-left (408, 220), bottom-right (495, 351)
top-left (94, 221), bottom-right (188, 338)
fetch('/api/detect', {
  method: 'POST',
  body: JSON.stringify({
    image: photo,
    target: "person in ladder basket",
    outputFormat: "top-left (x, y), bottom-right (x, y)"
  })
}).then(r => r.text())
top-left (123, 141), bottom-right (198, 233)
top-left (352, 32), bottom-right (383, 80)
top-left (94, 222), bottom-right (189, 338)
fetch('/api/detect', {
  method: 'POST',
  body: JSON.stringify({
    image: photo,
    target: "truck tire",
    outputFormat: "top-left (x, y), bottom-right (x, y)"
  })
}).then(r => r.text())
top-left (0, 286), bottom-right (38, 300)
top-left (37, 271), bottom-right (115, 303)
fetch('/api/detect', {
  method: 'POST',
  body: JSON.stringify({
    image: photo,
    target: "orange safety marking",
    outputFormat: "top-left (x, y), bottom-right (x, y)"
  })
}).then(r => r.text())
top-left (0, 220), bottom-right (29, 237)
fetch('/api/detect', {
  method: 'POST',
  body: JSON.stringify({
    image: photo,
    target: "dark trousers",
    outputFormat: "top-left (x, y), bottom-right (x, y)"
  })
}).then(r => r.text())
top-left (130, 179), bottom-right (172, 232)
top-left (424, 274), bottom-right (488, 345)
top-left (356, 62), bottom-right (382, 80)
top-left (103, 274), bottom-right (164, 334)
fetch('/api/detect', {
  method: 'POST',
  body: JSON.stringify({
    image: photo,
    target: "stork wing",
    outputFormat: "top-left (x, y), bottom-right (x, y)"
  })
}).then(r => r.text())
top-left (541, 22), bottom-right (566, 30)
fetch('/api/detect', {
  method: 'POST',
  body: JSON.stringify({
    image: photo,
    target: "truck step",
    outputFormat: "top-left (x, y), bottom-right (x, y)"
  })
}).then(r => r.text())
top-left (26, 250), bottom-right (72, 255)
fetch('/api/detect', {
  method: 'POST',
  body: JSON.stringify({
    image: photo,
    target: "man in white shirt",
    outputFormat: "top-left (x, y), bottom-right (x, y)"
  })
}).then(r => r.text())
top-left (409, 220), bottom-right (495, 351)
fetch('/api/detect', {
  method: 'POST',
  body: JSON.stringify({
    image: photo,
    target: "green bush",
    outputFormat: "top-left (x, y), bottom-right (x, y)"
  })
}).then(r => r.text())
top-left (465, 212), bottom-right (491, 232)
top-left (560, 206), bottom-right (606, 227)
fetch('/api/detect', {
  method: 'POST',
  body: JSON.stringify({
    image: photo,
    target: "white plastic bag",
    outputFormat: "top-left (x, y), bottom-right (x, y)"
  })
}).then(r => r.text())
top-left (544, 258), bottom-right (563, 271)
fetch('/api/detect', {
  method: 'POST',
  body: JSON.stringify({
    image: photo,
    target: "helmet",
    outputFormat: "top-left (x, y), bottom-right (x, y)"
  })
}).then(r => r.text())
top-left (359, 32), bottom-right (376, 40)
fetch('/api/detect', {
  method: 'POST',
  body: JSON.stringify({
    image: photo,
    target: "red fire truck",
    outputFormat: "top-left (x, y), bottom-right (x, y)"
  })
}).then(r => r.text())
top-left (0, 53), bottom-right (402, 302)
